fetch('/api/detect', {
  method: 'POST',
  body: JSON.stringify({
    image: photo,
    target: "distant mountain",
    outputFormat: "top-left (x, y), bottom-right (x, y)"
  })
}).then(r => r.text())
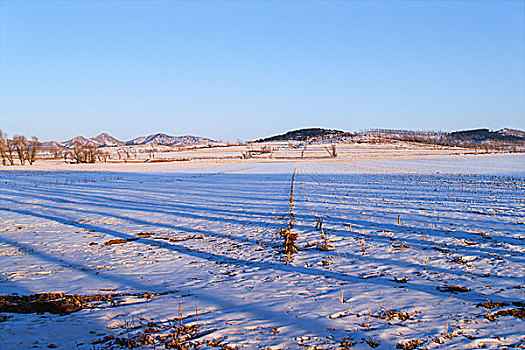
top-left (126, 133), bottom-right (214, 146)
top-left (91, 133), bottom-right (125, 147)
top-left (55, 132), bottom-right (213, 149)
top-left (61, 134), bottom-right (123, 149)
top-left (43, 127), bottom-right (524, 151)
top-left (256, 128), bottom-right (346, 142)
top-left (62, 136), bottom-right (97, 148)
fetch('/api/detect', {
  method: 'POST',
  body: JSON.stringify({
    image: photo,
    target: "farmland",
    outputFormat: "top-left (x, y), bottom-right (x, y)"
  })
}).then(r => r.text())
top-left (0, 154), bottom-right (524, 349)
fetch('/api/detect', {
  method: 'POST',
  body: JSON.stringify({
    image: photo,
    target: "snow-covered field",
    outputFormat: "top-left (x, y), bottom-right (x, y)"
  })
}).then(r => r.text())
top-left (1, 155), bottom-right (524, 349)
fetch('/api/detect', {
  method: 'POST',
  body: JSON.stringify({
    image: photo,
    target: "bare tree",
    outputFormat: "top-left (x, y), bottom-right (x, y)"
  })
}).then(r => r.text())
top-left (0, 130), bottom-right (8, 166)
top-left (300, 144), bottom-right (307, 158)
top-left (5, 142), bottom-right (15, 164)
top-left (122, 147), bottom-right (131, 162)
top-left (25, 136), bottom-right (40, 165)
top-left (63, 150), bottom-right (72, 163)
top-left (97, 150), bottom-right (109, 163)
top-left (51, 148), bottom-right (63, 159)
top-left (147, 146), bottom-right (156, 159)
top-left (7, 134), bottom-right (40, 165)
top-left (71, 141), bottom-right (101, 163)
top-left (86, 144), bottom-right (100, 163)
top-left (71, 142), bottom-right (85, 163)
top-left (129, 148), bottom-right (137, 159)
top-left (13, 135), bottom-right (28, 165)
top-left (325, 144), bottom-right (337, 157)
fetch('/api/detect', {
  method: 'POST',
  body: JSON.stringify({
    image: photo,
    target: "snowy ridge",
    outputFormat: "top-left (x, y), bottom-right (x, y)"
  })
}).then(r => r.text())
top-left (125, 133), bottom-right (214, 146)
top-left (61, 136), bottom-right (97, 148)
top-left (90, 133), bottom-right (125, 147)
top-left (57, 133), bottom-right (215, 149)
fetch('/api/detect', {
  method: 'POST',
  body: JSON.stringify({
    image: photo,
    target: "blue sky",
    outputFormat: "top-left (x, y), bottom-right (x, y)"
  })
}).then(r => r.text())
top-left (1, 1), bottom-right (523, 142)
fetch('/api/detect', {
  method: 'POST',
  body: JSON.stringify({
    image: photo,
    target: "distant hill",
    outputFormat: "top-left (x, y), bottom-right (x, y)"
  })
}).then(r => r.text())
top-left (44, 132), bottom-right (215, 149)
top-left (499, 128), bottom-right (525, 139)
top-left (91, 133), bottom-right (125, 147)
top-left (254, 127), bottom-right (525, 148)
top-left (62, 136), bottom-right (98, 148)
top-left (62, 133), bottom-right (125, 148)
top-left (40, 127), bottom-right (525, 151)
top-left (255, 128), bottom-right (346, 142)
top-left (125, 133), bottom-right (214, 146)
top-left (449, 128), bottom-right (525, 142)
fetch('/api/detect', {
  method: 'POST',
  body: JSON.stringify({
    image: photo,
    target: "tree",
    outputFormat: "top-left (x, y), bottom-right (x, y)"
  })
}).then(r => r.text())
top-left (51, 148), bottom-right (63, 159)
top-left (11, 135), bottom-right (40, 165)
top-left (85, 144), bottom-right (100, 163)
top-left (13, 135), bottom-right (28, 165)
top-left (25, 136), bottom-right (41, 165)
top-left (3, 139), bottom-right (16, 165)
top-left (325, 144), bottom-right (337, 157)
top-left (147, 146), bottom-right (156, 159)
top-left (97, 150), bottom-right (109, 163)
top-left (300, 144), bottom-right (307, 158)
top-left (63, 150), bottom-right (72, 163)
top-left (117, 147), bottom-right (133, 162)
top-left (0, 130), bottom-right (8, 166)
top-left (71, 141), bottom-right (101, 163)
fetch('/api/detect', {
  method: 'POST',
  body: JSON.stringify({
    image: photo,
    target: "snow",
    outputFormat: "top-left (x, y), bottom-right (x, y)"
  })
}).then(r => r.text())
top-left (0, 154), bottom-right (524, 349)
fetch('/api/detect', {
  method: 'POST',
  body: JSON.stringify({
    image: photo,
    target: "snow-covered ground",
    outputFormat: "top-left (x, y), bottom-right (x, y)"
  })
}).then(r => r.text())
top-left (0, 155), bottom-right (524, 349)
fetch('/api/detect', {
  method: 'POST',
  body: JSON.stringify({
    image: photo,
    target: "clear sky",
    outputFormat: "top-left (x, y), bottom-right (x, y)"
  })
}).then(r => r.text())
top-left (1, 1), bottom-right (523, 142)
